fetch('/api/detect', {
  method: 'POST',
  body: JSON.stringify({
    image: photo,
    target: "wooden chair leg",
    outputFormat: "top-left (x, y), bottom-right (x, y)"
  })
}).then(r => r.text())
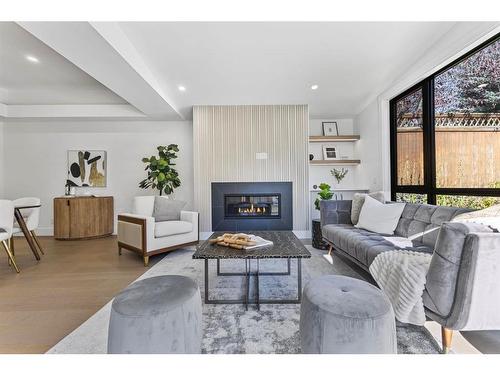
top-left (441, 326), bottom-right (453, 354)
top-left (327, 244), bottom-right (333, 256)
top-left (2, 240), bottom-right (20, 273)
top-left (143, 255), bottom-right (150, 267)
top-left (30, 230), bottom-right (45, 255)
top-left (118, 246), bottom-right (122, 255)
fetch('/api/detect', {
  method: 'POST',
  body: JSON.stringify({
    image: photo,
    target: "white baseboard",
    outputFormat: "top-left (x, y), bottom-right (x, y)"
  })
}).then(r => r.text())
top-left (200, 232), bottom-right (214, 240)
top-left (13, 226), bottom-right (54, 236)
top-left (293, 230), bottom-right (311, 239)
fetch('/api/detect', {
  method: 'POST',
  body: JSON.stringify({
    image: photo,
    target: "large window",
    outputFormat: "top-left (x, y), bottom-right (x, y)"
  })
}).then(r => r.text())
top-left (390, 34), bottom-right (500, 208)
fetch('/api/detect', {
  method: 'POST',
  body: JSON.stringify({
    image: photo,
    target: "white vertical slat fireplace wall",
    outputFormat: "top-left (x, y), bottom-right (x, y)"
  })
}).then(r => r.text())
top-left (193, 105), bottom-right (309, 236)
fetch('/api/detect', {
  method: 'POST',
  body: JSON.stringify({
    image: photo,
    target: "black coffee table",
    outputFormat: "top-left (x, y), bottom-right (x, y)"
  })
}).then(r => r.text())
top-left (192, 231), bottom-right (311, 310)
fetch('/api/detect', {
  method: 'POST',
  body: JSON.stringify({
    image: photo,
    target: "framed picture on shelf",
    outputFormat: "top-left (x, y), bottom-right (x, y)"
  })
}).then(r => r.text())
top-left (322, 121), bottom-right (338, 136)
top-left (322, 146), bottom-right (338, 160)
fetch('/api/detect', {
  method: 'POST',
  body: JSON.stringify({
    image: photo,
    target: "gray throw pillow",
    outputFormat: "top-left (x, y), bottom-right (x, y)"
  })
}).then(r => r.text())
top-left (351, 191), bottom-right (385, 225)
top-left (153, 196), bottom-right (186, 222)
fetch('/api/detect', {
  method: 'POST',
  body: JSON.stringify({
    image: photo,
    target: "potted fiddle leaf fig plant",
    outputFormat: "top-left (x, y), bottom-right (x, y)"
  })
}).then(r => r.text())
top-left (139, 144), bottom-right (181, 196)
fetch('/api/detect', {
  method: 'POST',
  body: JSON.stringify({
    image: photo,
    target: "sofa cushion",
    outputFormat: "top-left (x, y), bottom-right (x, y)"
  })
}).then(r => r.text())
top-left (424, 222), bottom-right (494, 317)
top-left (154, 220), bottom-right (193, 238)
top-left (351, 191), bottom-right (385, 225)
top-left (322, 224), bottom-right (432, 267)
top-left (394, 203), bottom-right (471, 249)
top-left (153, 197), bottom-right (186, 222)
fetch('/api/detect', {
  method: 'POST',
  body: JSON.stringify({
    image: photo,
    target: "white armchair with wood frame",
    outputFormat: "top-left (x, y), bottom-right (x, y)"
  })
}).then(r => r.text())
top-left (117, 196), bottom-right (199, 266)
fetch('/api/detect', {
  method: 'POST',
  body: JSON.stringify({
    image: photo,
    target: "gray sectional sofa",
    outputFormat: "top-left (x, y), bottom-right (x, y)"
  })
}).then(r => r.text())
top-left (320, 200), bottom-right (500, 353)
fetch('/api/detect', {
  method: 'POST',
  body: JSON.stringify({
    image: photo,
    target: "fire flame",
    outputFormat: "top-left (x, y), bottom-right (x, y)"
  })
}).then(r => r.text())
top-left (238, 204), bottom-right (266, 214)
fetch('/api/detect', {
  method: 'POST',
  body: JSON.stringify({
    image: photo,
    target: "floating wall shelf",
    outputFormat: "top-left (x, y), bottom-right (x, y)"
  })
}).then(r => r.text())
top-left (309, 160), bottom-right (361, 166)
top-left (309, 135), bottom-right (360, 142)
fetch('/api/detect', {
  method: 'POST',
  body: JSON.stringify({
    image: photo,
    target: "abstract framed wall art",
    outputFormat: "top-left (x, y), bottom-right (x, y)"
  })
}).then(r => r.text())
top-left (67, 150), bottom-right (107, 187)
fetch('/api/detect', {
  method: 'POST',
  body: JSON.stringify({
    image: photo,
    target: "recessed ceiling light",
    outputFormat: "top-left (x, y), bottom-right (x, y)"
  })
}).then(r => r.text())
top-left (178, 85), bottom-right (186, 92)
top-left (26, 55), bottom-right (39, 63)
top-left (311, 84), bottom-right (319, 90)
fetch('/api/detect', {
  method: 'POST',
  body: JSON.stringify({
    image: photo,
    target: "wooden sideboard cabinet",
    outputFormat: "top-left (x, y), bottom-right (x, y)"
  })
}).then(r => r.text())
top-left (54, 196), bottom-right (114, 240)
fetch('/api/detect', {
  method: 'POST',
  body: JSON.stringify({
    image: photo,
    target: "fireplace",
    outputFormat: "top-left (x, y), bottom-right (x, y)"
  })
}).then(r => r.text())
top-left (212, 182), bottom-right (292, 231)
top-left (225, 194), bottom-right (281, 219)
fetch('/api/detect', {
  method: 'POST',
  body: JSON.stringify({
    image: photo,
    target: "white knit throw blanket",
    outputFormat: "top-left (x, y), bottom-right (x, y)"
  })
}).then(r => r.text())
top-left (369, 250), bottom-right (432, 326)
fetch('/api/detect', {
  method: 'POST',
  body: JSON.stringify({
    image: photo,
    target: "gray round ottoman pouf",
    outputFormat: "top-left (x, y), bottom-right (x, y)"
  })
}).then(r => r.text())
top-left (107, 275), bottom-right (202, 354)
top-left (300, 275), bottom-right (397, 354)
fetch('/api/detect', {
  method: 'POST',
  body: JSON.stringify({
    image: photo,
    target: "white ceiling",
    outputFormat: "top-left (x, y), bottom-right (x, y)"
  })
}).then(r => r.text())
top-left (118, 22), bottom-right (458, 118)
top-left (0, 22), bottom-right (126, 105)
top-left (4, 21), bottom-right (489, 120)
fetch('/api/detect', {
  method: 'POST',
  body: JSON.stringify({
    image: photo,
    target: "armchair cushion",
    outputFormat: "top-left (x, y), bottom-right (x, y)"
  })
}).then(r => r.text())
top-left (153, 196), bottom-right (186, 222)
top-left (154, 221), bottom-right (193, 238)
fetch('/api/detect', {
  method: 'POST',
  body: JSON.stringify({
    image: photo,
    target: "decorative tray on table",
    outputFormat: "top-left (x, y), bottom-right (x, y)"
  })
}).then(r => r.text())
top-left (208, 233), bottom-right (273, 250)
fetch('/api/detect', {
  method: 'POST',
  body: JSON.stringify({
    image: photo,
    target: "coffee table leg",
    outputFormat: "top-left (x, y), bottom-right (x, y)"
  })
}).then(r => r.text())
top-left (297, 258), bottom-right (302, 302)
top-left (204, 259), bottom-right (209, 304)
top-left (245, 259), bottom-right (250, 311)
top-left (256, 259), bottom-right (260, 311)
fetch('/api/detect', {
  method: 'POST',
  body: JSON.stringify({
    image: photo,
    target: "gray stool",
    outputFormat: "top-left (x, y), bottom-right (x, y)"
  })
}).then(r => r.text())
top-left (108, 275), bottom-right (202, 354)
top-left (300, 275), bottom-right (397, 354)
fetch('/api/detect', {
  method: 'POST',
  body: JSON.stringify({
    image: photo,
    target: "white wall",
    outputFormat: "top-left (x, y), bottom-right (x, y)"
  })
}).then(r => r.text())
top-left (0, 121), bottom-right (4, 197)
top-left (3, 120), bottom-right (193, 235)
top-left (354, 101), bottom-right (383, 192)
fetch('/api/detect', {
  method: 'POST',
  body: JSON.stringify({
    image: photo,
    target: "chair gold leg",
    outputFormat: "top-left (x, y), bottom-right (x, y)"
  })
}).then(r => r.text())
top-left (7, 237), bottom-right (15, 266)
top-left (143, 256), bottom-right (150, 267)
top-left (10, 236), bottom-right (15, 255)
top-left (30, 230), bottom-right (45, 255)
top-left (2, 240), bottom-right (20, 273)
top-left (441, 326), bottom-right (453, 354)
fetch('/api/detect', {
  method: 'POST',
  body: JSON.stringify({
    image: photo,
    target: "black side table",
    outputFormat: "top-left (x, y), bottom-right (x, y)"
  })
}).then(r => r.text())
top-left (312, 219), bottom-right (328, 250)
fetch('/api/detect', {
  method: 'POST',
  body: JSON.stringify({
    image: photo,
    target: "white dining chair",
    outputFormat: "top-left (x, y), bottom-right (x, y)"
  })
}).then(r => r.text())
top-left (12, 197), bottom-right (44, 256)
top-left (0, 199), bottom-right (19, 273)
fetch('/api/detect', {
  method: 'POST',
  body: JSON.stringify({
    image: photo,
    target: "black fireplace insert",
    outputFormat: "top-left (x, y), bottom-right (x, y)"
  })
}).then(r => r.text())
top-left (224, 194), bottom-right (281, 219)
top-left (212, 182), bottom-right (292, 231)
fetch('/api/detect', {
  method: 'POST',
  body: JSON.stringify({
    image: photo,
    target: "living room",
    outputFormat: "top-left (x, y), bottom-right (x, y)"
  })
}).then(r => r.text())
top-left (1, 1), bottom-right (500, 373)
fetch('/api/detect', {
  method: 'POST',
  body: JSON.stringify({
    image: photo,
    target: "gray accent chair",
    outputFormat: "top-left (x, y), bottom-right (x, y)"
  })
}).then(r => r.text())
top-left (108, 275), bottom-right (202, 354)
top-left (300, 275), bottom-right (397, 354)
top-left (320, 200), bottom-right (500, 353)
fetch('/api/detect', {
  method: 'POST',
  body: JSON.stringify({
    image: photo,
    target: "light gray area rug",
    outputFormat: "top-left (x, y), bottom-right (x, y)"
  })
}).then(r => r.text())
top-left (48, 245), bottom-right (441, 354)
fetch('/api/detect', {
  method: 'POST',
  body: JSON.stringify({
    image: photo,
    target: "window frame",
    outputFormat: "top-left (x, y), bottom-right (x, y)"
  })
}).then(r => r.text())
top-left (390, 33), bottom-right (500, 204)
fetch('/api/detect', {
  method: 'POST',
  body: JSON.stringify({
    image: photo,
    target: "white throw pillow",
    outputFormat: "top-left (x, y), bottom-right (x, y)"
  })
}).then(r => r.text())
top-left (351, 191), bottom-right (385, 225)
top-left (452, 204), bottom-right (500, 232)
top-left (355, 196), bottom-right (406, 235)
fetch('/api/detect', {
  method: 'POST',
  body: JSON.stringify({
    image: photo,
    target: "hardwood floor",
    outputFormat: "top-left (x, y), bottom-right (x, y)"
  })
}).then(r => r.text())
top-left (0, 235), bottom-right (160, 354)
